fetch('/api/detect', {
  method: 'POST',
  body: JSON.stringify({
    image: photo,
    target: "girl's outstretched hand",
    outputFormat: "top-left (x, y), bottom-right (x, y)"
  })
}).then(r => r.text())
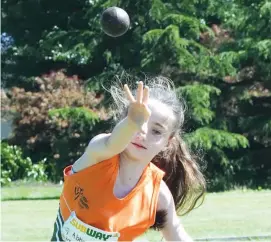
top-left (124, 81), bottom-right (151, 134)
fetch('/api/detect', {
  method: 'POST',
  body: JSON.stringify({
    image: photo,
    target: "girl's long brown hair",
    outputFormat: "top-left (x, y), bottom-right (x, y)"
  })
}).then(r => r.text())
top-left (151, 134), bottom-right (206, 229)
top-left (109, 75), bottom-right (206, 230)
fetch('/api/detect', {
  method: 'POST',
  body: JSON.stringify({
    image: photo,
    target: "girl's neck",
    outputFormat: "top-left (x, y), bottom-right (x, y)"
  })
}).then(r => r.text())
top-left (118, 152), bottom-right (150, 186)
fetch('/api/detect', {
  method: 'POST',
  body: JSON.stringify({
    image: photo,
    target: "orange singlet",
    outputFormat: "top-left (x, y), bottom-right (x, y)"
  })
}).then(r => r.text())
top-left (55, 154), bottom-right (165, 241)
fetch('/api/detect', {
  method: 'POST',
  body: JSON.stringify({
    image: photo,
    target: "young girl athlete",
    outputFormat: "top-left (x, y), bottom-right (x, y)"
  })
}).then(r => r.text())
top-left (51, 77), bottom-right (206, 242)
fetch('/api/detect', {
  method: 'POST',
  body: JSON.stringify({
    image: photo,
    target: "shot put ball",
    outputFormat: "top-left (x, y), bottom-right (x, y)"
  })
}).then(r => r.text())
top-left (101, 7), bottom-right (130, 37)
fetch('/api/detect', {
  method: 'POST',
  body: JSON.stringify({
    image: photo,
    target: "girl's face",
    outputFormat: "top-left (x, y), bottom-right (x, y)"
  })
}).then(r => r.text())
top-left (124, 99), bottom-right (175, 162)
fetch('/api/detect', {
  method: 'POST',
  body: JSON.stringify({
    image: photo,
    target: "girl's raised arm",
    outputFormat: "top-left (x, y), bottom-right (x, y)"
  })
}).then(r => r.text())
top-left (72, 81), bottom-right (151, 172)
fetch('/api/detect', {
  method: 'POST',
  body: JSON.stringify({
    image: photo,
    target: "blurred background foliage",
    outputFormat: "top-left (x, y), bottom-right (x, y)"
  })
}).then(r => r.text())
top-left (1, 0), bottom-right (270, 191)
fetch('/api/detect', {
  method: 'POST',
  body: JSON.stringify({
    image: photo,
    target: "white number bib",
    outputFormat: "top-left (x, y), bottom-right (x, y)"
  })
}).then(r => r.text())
top-left (61, 211), bottom-right (120, 242)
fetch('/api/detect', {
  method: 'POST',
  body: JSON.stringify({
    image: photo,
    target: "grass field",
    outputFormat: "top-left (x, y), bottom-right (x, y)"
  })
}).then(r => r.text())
top-left (1, 181), bottom-right (62, 201)
top-left (1, 185), bottom-right (271, 241)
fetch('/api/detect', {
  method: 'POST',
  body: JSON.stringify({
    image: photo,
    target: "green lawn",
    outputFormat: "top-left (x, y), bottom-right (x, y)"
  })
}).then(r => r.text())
top-left (1, 182), bottom-right (62, 201)
top-left (1, 187), bottom-right (271, 241)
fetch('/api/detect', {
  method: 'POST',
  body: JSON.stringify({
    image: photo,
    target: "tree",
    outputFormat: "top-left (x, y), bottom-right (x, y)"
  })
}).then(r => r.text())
top-left (3, 0), bottom-right (264, 190)
top-left (212, 0), bottom-right (271, 188)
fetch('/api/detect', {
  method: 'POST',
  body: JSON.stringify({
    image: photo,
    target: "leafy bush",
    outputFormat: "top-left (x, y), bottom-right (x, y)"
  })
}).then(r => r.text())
top-left (1, 70), bottom-right (111, 181)
top-left (1, 142), bottom-right (48, 185)
top-left (26, 158), bottom-right (48, 183)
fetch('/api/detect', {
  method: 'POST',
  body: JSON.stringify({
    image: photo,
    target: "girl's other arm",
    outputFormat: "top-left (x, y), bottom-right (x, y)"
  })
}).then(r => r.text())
top-left (158, 181), bottom-right (193, 242)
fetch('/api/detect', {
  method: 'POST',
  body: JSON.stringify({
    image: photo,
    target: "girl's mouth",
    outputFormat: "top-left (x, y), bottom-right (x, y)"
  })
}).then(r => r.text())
top-left (131, 143), bottom-right (147, 149)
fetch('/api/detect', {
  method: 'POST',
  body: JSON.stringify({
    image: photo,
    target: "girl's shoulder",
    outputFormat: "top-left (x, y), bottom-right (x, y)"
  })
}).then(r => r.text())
top-left (157, 180), bottom-right (172, 212)
top-left (64, 153), bottom-right (119, 180)
top-left (148, 162), bottom-right (165, 177)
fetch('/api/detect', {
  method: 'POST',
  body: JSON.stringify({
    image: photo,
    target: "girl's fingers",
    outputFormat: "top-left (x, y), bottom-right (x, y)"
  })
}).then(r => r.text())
top-left (142, 86), bottom-right (149, 105)
top-left (143, 103), bottom-right (151, 117)
top-left (136, 81), bottom-right (143, 103)
top-left (124, 84), bottom-right (136, 102)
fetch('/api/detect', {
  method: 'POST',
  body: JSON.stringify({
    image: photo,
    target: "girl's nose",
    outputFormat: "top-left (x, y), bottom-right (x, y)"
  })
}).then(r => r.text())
top-left (134, 123), bottom-right (148, 140)
top-left (135, 130), bottom-right (147, 140)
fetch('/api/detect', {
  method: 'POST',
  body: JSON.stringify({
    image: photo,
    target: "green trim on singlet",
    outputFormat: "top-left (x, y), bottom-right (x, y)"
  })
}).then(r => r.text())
top-left (51, 207), bottom-right (64, 241)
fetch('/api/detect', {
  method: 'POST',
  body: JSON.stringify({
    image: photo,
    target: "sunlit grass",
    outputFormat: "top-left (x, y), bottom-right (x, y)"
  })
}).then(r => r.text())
top-left (1, 188), bottom-right (271, 241)
top-left (1, 181), bottom-right (62, 201)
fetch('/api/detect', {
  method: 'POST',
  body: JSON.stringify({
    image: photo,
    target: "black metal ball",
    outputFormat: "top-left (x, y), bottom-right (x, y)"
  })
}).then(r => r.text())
top-left (101, 7), bottom-right (130, 37)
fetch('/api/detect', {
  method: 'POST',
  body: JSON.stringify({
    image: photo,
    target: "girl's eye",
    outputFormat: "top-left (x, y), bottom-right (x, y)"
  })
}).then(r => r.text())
top-left (152, 129), bottom-right (162, 135)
